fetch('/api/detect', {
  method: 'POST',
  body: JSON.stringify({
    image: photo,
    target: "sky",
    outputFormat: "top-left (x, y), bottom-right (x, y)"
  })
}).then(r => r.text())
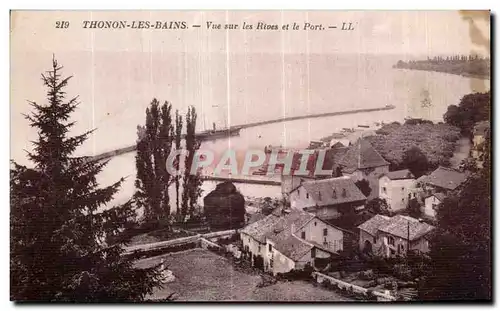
top-left (10, 10), bottom-right (490, 163)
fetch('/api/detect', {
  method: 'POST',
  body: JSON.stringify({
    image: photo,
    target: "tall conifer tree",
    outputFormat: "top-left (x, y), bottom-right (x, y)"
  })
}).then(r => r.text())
top-left (10, 57), bottom-right (163, 302)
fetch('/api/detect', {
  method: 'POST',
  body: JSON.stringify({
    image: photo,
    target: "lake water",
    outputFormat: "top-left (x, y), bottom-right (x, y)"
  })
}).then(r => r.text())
top-left (11, 53), bottom-right (490, 211)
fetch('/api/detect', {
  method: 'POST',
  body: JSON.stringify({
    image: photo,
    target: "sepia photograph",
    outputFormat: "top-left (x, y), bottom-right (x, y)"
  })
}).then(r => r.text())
top-left (9, 10), bottom-right (491, 302)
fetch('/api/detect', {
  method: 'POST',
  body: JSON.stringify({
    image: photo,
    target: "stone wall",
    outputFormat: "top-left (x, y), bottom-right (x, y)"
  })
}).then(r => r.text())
top-left (312, 272), bottom-right (396, 301)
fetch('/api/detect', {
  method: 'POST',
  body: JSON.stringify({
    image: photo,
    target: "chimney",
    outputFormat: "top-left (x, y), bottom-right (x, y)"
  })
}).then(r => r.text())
top-left (342, 188), bottom-right (347, 198)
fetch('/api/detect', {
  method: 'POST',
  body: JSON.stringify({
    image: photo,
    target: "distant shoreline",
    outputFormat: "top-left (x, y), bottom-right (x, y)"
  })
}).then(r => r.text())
top-left (393, 58), bottom-right (490, 81)
top-left (394, 67), bottom-right (490, 80)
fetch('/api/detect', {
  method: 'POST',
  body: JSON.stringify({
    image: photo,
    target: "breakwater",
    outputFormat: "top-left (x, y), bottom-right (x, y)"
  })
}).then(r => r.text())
top-left (236, 105), bottom-right (395, 129)
top-left (86, 105), bottom-right (395, 162)
top-left (201, 175), bottom-right (281, 186)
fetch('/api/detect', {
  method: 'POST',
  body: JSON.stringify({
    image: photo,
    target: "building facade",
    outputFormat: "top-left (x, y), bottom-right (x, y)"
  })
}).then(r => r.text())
top-left (289, 176), bottom-right (367, 220)
top-left (240, 209), bottom-right (345, 275)
top-left (358, 214), bottom-right (434, 258)
top-left (378, 169), bottom-right (416, 213)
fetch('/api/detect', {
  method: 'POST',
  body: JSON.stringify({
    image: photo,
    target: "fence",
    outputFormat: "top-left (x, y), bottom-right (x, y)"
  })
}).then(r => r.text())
top-left (124, 229), bottom-right (239, 256)
top-left (312, 272), bottom-right (396, 301)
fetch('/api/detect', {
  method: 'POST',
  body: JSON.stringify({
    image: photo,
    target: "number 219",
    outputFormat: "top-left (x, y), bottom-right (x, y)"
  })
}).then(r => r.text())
top-left (55, 21), bottom-right (70, 29)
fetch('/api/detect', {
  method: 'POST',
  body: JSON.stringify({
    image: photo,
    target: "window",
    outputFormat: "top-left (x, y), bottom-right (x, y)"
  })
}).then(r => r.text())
top-left (269, 259), bottom-right (273, 268)
top-left (390, 249), bottom-right (396, 256)
top-left (323, 228), bottom-right (328, 236)
top-left (268, 244), bottom-right (273, 252)
top-left (258, 245), bottom-right (261, 252)
top-left (413, 193), bottom-right (416, 198)
top-left (373, 236), bottom-right (377, 244)
top-left (297, 189), bottom-right (300, 196)
top-left (301, 231), bottom-right (306, 239)
top-left (314, 221), bottom-right (317, 226)
top-left (401, 187), bottom-right (405, 191)
top-left (311, 248), bottom-right (316, 258)
top-left (323, 237), bottom-right (327, 245)
top-left (402, 198), bottom-right (405, 202)
top-left (318, 191), bottom-right (322, 200)
top-left (382, 187), bottom-right (387, 194)
top-left (388, 236), bottom-right (395, 246)
top-left (306, 193), bottom-right (309, 199)
top-left (332, 189), bottom-right (337, 198)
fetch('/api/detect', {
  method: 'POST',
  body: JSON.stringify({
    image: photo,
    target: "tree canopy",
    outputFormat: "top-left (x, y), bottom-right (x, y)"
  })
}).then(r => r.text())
top-left (419, 129), bottom-right (491, 301)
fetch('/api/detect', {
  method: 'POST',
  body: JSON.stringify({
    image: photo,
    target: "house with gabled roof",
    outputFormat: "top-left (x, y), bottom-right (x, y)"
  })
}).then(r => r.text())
top-left (378, 169), bottom-right (417, 212)
top-left (358, 214), bottom-right (435, 258)
top-left (240, 209), bottom-right (346, 275)
top-left (416, 166), bottom-right (467, 195)
top-left (423, 192), bottom-right (446, 219)
top-left (288, 176), bottom-right (366, 220)
top-left (337, 138), bottom-right (390, 199)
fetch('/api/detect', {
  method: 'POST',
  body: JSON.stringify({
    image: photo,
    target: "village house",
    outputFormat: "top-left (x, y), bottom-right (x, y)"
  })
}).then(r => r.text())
top-left (337, 138), bottom-right (390, 199)
top-left (423, 192), bottom-right (446, 219)
top-left (239, 209), bottom-right (346, 275)
top-left (416, 166), bottom-right (467, 198)
top-left (288, 176), bottom-right (367, 220)
top-left (358, 214), bottom-right (435, 258)
top-left (378, 169), bottom-right (416, 213)
top-left (471, 120), bottom-right (490, 168)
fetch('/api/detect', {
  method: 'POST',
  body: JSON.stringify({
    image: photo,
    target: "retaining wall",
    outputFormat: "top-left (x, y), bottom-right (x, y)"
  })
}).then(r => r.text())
top-left (312, 272), bottom-right (396, 301)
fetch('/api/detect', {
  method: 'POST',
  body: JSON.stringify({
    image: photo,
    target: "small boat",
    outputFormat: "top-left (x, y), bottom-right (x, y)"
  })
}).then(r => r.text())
top-left (358, 125), bottom-right (370, 128)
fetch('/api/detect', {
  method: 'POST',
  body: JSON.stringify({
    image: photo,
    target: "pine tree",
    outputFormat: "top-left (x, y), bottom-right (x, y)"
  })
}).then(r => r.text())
top-left (134, 99), bottom-right (174, 225)
top-left (10, 57), bottom-right (163, 301)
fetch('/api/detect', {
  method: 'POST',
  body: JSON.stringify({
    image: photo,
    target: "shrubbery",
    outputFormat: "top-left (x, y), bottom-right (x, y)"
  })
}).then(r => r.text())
top-left (367, 123), bottom-right (460, 170)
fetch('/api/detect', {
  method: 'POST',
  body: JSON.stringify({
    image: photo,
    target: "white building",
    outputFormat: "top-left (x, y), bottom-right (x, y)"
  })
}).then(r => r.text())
top-left (240, 209), bottom-right (346, 275)
top-left (378, 169), bottom-right (416, 213)
top-left (423, 192), bottom-right (446, 219)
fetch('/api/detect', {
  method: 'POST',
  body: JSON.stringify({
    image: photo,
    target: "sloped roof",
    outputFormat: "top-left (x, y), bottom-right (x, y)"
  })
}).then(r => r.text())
top-left (378, 215), bottom-right (435, 241)
top-left (301, 176), bottom-right (367, 207)
top-left (272, 235), bottom-right (313, 261)
top-left (358, 214), bottom-right (391, 236)
top-left (322, 147), bottom-right (349, 172)
top-left (338, 139), bottom-right (389, 173)
top-left (263, 210), bottom-right (316, 261)
top-left (384, 169), bottom-right (415, 180)
top-left (240, 214), bottom-right (281, 243)
top-left (418, 166), bottom-right (467, 191)
top-left (429, 192), bottom-right (446, 202)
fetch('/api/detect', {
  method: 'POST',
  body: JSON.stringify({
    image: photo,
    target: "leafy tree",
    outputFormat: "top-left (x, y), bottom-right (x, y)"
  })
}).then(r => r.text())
top-left (134, 99), bottom-right (174, 225)
top-left (355, 179), bottom-right (372, 197)
top-left (365, 198), bottom-right (390, 215)
top-left (407, 198), bottom-right (421, 219)
top-left (419, 134), bottom-right (491, 300)
top-left (444, 91), bottom-right (490, 135)
top-left (402, 146), bottom-right (429, 178)
top-left (10, 57), bottom-right (163, 302)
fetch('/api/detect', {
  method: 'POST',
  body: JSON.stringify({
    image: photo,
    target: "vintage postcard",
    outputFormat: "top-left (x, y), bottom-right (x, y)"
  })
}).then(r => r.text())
top-left (10, 10), bottom-right (491, 302)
